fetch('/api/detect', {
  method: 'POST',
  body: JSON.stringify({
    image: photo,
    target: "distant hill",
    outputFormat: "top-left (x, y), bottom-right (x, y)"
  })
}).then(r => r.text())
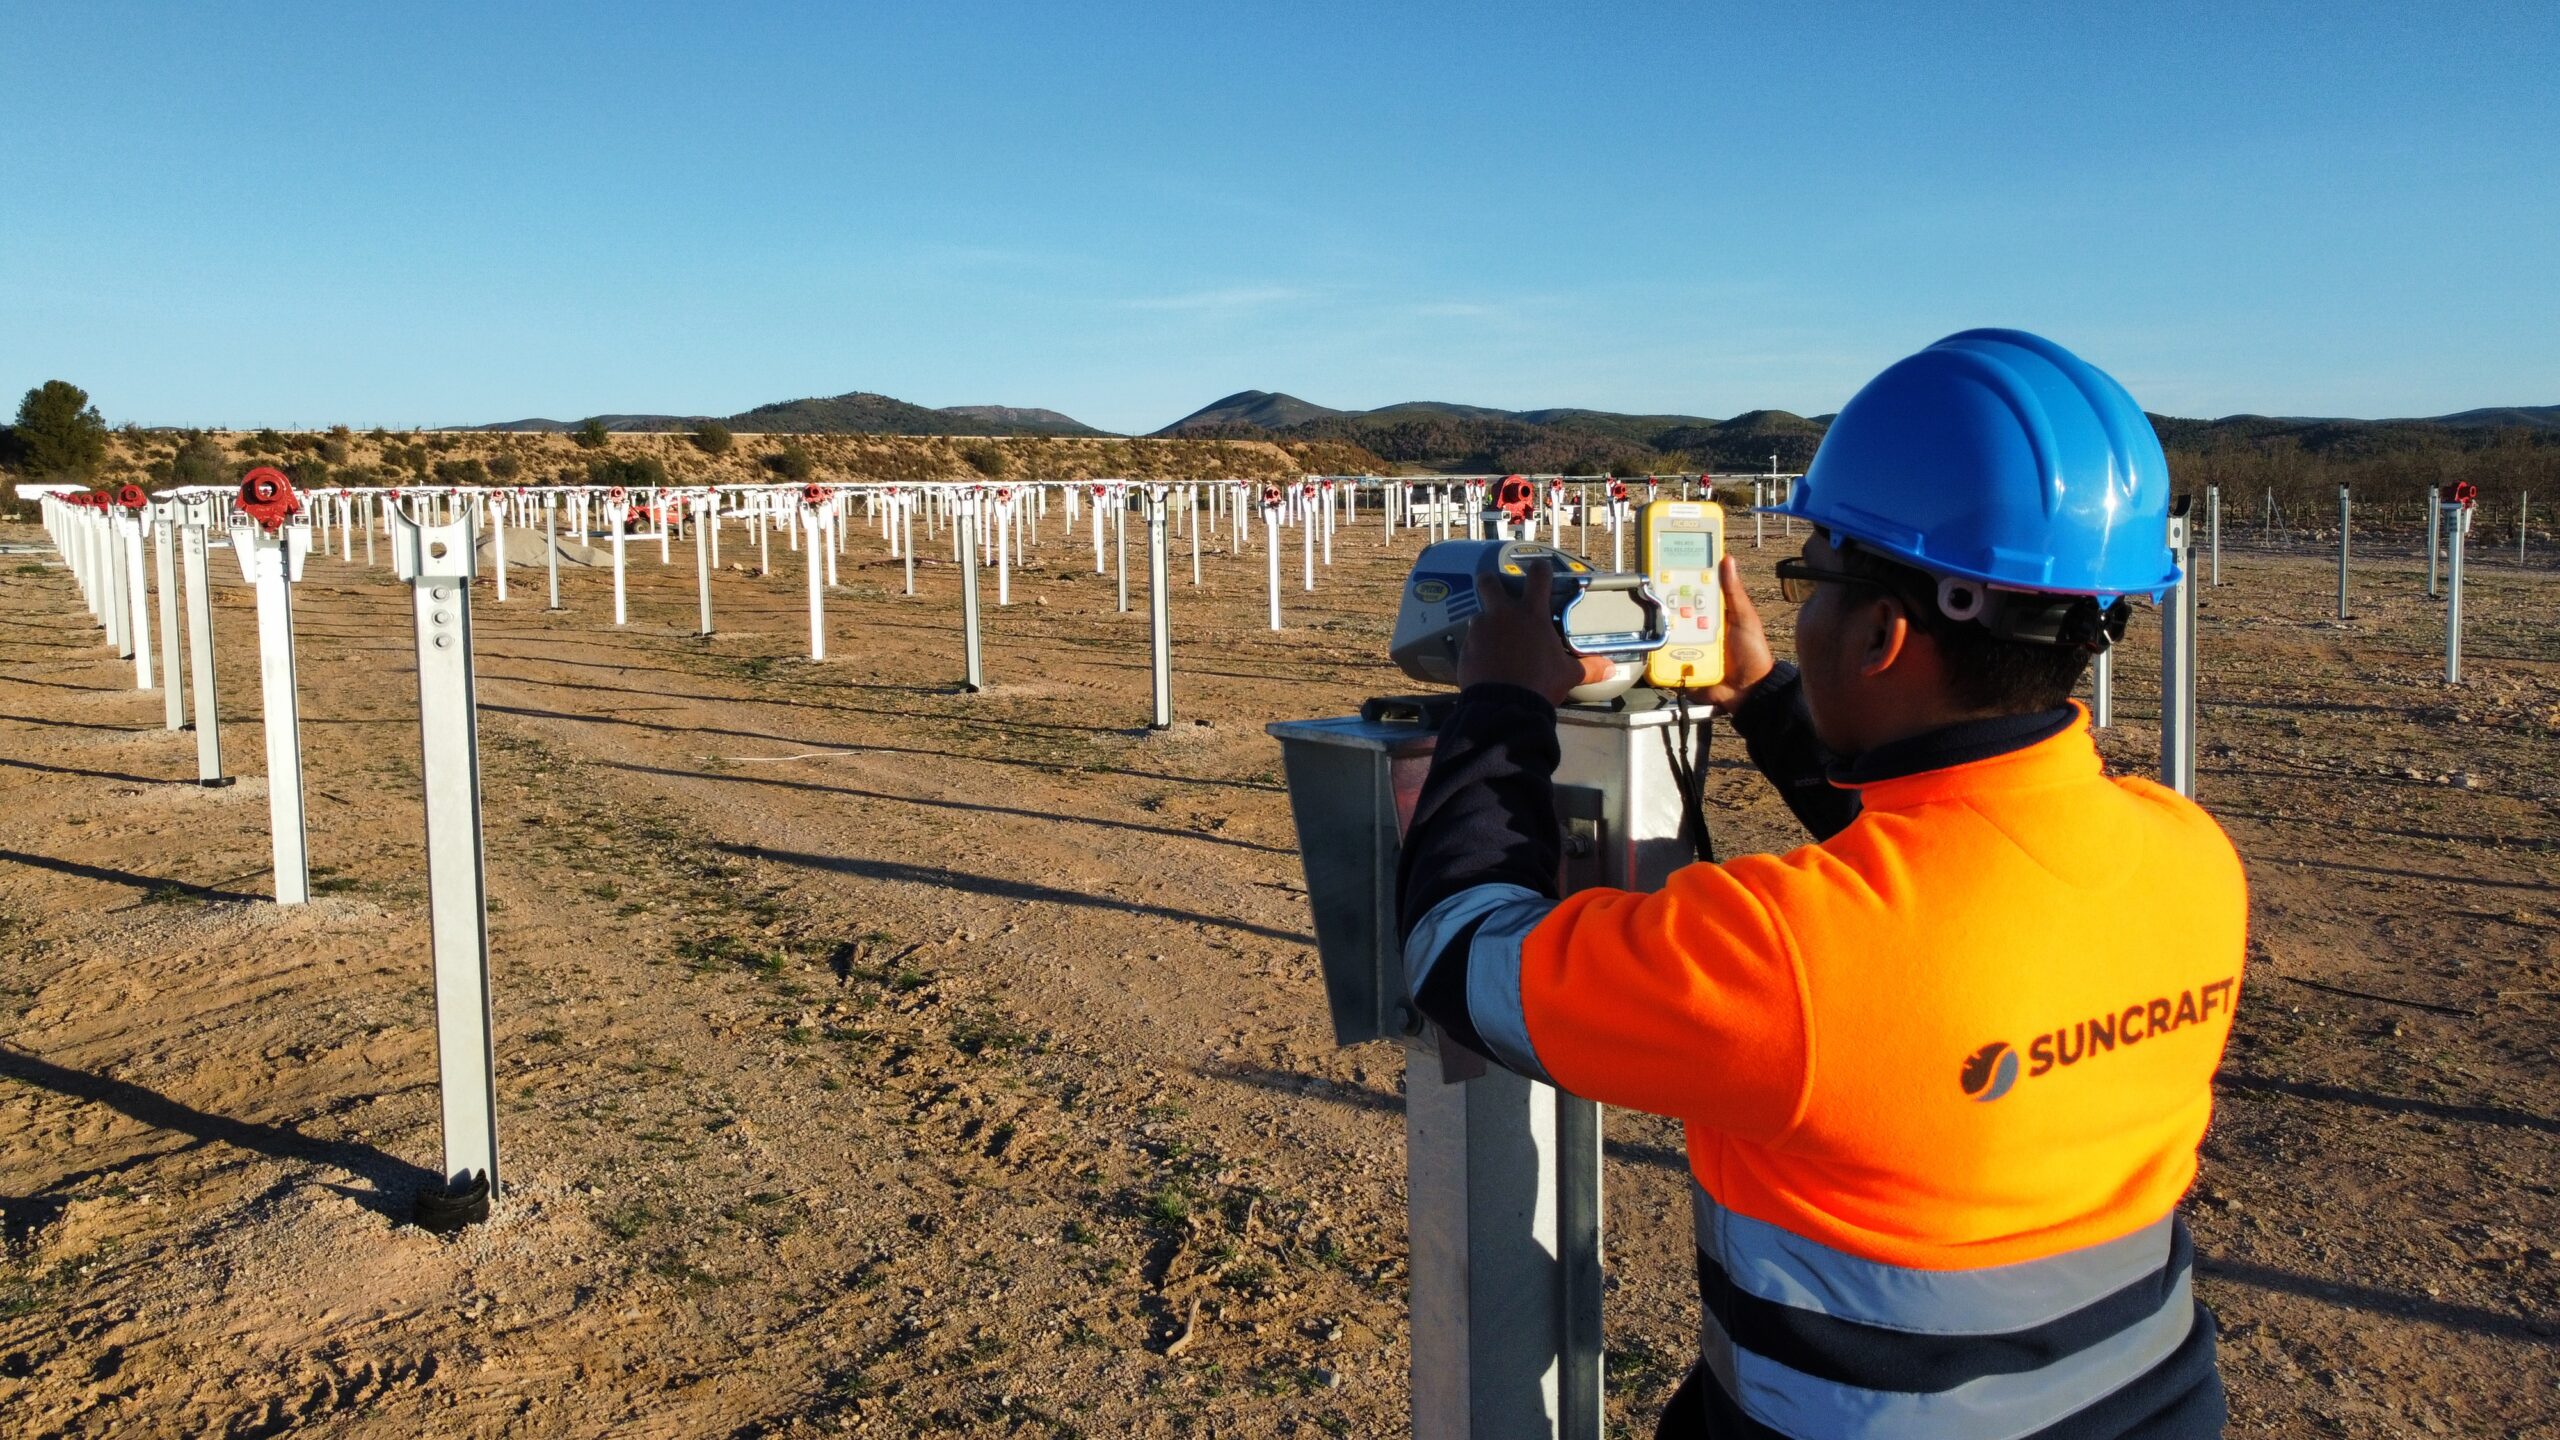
top-left (1162, 391), bottom-right (1351, 431)
top-left (463, 391), bottom-right (1107, 438)
top-left (2418, 404), bottom-right (2560, 430)
top-left (1151, 388), bottom-right (2559, 475)
top-left (1155, 394), bottom-right (1826, 473)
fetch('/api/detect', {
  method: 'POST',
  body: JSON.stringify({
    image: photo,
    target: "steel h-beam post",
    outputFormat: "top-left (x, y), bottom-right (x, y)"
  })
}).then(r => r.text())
top-left (2336, 483), bottom-right (2351, 619)
top-left (180, 503), bottom-right (229, 786)
top-left (2159, 498), bottom-right (2197, 798)
top-left (959, 490), bottom-right (985, 692)
top-left (1146, 485), bottom-right (1172, 729)
top-left (2091, 647), bottom-right (2112, 729)
top-left (389, 508), bottom-right (501, 1223)
top-left (229, 515), bottom-right (313, 904)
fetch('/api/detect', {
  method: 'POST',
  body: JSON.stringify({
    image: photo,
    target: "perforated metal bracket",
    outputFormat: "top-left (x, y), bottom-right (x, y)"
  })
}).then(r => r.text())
top-left (392, 515), bottom-right (477, 583)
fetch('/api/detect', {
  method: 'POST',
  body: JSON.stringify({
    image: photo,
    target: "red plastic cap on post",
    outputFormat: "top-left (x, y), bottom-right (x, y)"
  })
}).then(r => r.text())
top-left (237, 466), bottom-right (301, 532)
top-left (801, 484), bottom-right (829, 508)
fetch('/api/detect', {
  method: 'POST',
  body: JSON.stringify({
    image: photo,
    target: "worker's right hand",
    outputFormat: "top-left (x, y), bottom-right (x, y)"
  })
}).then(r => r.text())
top-left (1692, 555), bottom-right (1775, 710)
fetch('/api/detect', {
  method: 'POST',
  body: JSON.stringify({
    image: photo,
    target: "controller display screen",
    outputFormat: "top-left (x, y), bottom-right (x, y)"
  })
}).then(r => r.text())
top-left (1654, 529), bottom-right (1714, 570)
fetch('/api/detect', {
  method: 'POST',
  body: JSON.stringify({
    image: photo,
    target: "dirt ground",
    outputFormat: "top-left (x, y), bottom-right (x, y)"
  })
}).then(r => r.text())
top-left (0, 501), bottom-right (2553, 1439)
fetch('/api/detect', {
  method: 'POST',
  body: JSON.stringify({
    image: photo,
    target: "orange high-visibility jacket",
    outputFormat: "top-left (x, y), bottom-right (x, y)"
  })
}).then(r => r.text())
top-left (1400, 672), bottom-right (2246, 1439)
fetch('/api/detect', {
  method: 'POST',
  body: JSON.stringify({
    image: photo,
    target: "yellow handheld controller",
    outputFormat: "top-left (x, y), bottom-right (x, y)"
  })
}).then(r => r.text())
top-left (1639, 499), bottom-right (1726, 689)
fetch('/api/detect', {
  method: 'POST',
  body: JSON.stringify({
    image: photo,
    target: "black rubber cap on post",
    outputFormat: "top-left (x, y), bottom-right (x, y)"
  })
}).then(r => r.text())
top-left (413, 1172), bottom-right (492, 1233)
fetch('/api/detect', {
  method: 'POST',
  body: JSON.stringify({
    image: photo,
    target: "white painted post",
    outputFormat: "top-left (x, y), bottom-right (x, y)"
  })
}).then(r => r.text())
top-left (960, 490), bottom-right (985, 692)
top-left (902, 490), bottom-right (916, 596)
top-left (804, 494), bottom-right (828, 661)
top-left (2446, 495), bottom-right (2471, 685)
top-left (1302, 486), bottom-right (1316, 592)
top-left (692, 494), bottom-right (714, 636)
top-left (1265, 501), bottom-right (1283, 631)
top-left (607, 494), bottom-right (629, 625)
top-left (1147, 485), bottom-right (1173, 730)
top-left (179, 502), bottom-right (228, 786)
top-left (1115, 488), bottom-right (1130, 614)
top-left (491, 496), bottom-right (509, 603)
top-left (387, 507), bottom-right (501, 1222)
top-left (1190, 485), bottom-right (1202, 586)
top-left (117, 510), bottom-right (153, 690)
top-left (1092, 487), bottom-right (1106, 573)
top-left (228, 513), bottom-right (313, 905)
top-left (152, 506), bottom-right (184, 729)
top-left (2336, 483), bottom-right (2351, 620)
top-left (545, 494), bottom-right (563, 609)
top-left (996, 492), bottom-right (1013, 606)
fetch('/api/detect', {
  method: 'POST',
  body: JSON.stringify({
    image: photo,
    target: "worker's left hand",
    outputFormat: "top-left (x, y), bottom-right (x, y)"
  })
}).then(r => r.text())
top-left (1457, 560), bottom-right (1616, 704)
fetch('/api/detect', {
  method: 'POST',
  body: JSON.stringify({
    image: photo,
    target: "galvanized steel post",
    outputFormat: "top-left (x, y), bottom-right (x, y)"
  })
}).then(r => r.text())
top-left (2159, 498), bottom-right (2197, 797)
top-left (2336, 483), bottom-right (2351, 619)
top-left (389, 507), bottom-right (501, 1221)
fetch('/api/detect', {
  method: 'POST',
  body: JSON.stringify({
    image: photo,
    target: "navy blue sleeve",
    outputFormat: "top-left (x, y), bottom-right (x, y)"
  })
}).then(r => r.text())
top-left (1725, 663), bottom-right (1862, 842)
top-left (1395, 683), bottom-right (1564, 1063)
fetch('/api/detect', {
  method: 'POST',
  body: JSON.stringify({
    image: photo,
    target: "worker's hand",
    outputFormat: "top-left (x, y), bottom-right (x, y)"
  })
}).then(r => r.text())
top-left (1691, 555), bottom-right (1776, 709)
top-left (1457, 560), bottom-right (1615, 704)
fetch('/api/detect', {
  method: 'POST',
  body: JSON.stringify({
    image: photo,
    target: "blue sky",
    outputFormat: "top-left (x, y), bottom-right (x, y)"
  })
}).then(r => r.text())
top-left (3, 2), bottom-right (2552, 433)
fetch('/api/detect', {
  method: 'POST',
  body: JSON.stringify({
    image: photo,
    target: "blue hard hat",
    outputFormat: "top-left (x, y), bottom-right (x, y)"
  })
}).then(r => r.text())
top-left (1781, 329), bottom-right (2181, 597)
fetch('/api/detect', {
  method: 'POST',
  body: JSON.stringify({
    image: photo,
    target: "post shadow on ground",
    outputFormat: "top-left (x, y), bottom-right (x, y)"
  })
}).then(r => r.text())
top-left (0, 847), bottom-right (266, 904)
top-left (2194, 1255), bottom-right (2555, 1346)
top-left (713, 842), bottom-right (1313, 945)
top-left (601, 759), bottom-right (1292, 856)
top-left (2215, 1070), bottom-right (2560, 1137)
top-left (0, 755), bottom-right (191, 787)
top-left (0, 1046), bottom-right (441, 1228)
top-left (485, 701), bottom-right (1282, 793)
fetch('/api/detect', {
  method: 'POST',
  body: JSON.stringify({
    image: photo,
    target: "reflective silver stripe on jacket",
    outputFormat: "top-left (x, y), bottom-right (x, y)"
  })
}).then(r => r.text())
top-left (1693, 1179), bottom-right (2180, 1333)
top-left (1405, 882), bottom-right (1557, 1083)
top-left (1691, 1180), bottom-right (2194, 1440)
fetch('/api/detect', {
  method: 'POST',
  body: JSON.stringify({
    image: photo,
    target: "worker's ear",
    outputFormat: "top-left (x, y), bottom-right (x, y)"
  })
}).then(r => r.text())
top-left (1856, 593), bottom-right (1914, 679)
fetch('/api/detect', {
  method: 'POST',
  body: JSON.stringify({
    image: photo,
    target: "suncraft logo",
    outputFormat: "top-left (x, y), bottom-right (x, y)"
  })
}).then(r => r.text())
top-left (1960, 980), bottom-right (2238, 1102)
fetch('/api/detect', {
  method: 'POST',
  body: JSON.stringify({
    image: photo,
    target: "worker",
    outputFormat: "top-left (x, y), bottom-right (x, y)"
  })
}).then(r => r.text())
top-left (1398, 330), bottom-right (2244, 1439)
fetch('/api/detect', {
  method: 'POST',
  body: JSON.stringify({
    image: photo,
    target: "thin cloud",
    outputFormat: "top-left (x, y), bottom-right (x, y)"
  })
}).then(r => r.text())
top-left (1122, 286), bottom-right (1322, 314)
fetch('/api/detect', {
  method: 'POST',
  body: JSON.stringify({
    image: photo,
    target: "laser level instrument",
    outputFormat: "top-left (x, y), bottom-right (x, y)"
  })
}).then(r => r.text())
top-left (1637, 498), bottom-right (1726, 690)
top-left (1390, 539), bottom-right (1667, 705)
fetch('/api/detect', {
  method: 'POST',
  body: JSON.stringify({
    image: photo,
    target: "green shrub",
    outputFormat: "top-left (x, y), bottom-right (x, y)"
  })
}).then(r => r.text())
top-left (487, 452), bottom-right (523, 482)
top-left (765, 442), bottom-right (814, 482)
top-left (588, 454), bottom-right (669, 488)
top-left (690, 420), bottom-right (733, 456)
top-left (573, 418), bottom-right (610, 450)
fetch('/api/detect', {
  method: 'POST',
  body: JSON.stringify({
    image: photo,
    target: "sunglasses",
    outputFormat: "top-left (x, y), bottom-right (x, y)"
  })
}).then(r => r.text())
top-left (1774, 557), bottom-right (1894, 604)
